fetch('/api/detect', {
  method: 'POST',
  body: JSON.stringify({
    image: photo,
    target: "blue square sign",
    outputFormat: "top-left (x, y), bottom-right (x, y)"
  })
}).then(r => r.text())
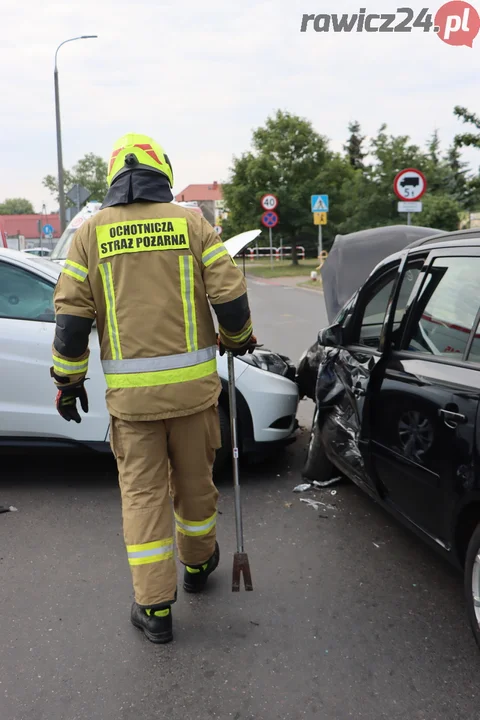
top-left (311, 195), bottom-right (329, 213)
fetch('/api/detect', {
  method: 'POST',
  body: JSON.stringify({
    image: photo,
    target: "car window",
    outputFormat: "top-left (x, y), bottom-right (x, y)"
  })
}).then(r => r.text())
top-left (355, 260), bottom-right (423, 350)
top-left (0, 262), bottom-right (55, 322)
top-left (360, 277), bottom-right (395, 342)
top-left (50, 227), bottom-right (76, 260)
top-left (466, 320), bottom-right (480, 363)
top-left (404, 256), bottom-right (480, 358)
top-left (391, 264), bottom-right (422, 327)
top-left (334, 291), bottom-right (358, 327)
top-left (356, 268), bottom-right (398, 349)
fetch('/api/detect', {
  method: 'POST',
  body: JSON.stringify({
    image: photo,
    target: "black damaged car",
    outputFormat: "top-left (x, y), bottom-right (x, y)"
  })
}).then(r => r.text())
top-left (296, 225), bottom-right (480, 649)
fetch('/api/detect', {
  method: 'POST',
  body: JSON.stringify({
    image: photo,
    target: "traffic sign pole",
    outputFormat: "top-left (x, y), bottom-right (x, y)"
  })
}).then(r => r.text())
top-left (269, 227), bottom-right (273, 269)
top-left (318, 224), bottom-right (322, 258)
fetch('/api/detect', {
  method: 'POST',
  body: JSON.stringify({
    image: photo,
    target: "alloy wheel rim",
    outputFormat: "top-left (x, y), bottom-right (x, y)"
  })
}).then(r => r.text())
top-left (472, 553), bottom-right (480, 626)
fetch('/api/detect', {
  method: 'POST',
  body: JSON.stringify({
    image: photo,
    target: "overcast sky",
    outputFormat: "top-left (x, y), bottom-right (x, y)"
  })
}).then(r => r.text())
top-left (2, 0), bottom-right (480, 212)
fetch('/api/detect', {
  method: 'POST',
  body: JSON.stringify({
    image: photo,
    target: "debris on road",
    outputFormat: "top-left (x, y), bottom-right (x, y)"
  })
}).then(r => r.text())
top-left (373, 543), bottom-right (380, 549)
top-left (331, 490), bottom-right (337, 496)
top-left (0, 506), bottom-right (18, 514)
top-left (284, 502), bottom-right (293, 509)
top-left (300, 498), bottom-right (337, 511)
top-left (300, 499), bottom-right (323, 510)
top-left (293, 483), bottom-right (312, 493)
top-left (312, 477), bottom-right (342, 488)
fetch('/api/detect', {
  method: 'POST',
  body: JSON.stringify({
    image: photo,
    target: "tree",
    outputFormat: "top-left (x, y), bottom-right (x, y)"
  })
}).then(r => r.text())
top-left (424, 130), bottom-right (449, 195)
top-left (454, 106), bottom-right (480, 150)
top-left (337, 124), bottom-right (429, 233)
top-left (222, 110), bottom-right (333, 264)
top-left (444, 143), bottom-right (478, 208)
top-left (43, 153), bottom-right (108, 207)
top-left (412, 193), bottom-right (460, 232)
top-left (0, 197), bottom-right (35, 214)
top-left (343, 121), bottom-right (366, 169)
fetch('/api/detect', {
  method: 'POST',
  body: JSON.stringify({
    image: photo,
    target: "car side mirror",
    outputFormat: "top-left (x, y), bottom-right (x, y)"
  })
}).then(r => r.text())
top-left (319, 324), bottom-right (344, 348)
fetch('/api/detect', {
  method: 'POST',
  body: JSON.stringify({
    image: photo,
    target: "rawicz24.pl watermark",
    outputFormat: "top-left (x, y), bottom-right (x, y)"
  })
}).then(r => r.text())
top-left (300, 1), bottom-right (480, 47)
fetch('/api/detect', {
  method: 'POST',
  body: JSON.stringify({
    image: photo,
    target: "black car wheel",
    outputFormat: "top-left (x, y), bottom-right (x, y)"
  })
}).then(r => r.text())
top-left (302, 406), bottom-right (336, 485)
top-left (464, 522), bottom-right (480, 650)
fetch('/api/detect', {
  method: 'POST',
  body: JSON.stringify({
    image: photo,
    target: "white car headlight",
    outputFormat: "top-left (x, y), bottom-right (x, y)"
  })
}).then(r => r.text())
top-left (238, 350), bottom-right (289, 376)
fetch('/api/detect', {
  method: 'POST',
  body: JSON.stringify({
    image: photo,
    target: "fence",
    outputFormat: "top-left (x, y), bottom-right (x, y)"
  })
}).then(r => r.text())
top-left (245, 245), bottom-right (306, 261)
top-left (7, 235), bottom-right (58, 252)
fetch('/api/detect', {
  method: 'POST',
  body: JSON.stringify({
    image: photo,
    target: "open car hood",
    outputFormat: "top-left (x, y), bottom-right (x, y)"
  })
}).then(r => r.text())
top-left (223, 230), bottom-right (261, 258)
top-left (321, 225), bottom-right (444, 323)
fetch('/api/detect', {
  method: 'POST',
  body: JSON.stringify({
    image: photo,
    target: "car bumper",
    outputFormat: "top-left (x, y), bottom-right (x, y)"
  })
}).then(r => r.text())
top-left (234, 363), bottom-right (299, 444)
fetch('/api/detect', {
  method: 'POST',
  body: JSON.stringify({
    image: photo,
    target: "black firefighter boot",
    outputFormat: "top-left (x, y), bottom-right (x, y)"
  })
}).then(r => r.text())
top-left (183, 542), bottom-right (220, 593)
top-left (130, 603), bottom-right (173, 644)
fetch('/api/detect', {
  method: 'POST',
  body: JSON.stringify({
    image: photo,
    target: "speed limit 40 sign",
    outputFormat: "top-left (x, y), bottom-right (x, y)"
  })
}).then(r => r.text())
top-left (260, 194), bottom-right (278, 211)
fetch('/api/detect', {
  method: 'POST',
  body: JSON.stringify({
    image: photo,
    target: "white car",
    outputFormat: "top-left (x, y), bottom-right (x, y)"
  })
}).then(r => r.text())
top-left (23, 247), bottom-right (52, 257)
top-left (0, 220), bottom-right (299, 470)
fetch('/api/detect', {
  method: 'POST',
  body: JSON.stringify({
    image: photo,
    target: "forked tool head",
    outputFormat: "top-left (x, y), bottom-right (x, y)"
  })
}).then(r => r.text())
top-left (232, 552), bottom-right (253, 592)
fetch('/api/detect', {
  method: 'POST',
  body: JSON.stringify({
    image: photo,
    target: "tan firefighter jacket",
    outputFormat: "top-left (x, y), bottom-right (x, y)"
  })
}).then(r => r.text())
top-left (51, 202), bottom-right (253, 420)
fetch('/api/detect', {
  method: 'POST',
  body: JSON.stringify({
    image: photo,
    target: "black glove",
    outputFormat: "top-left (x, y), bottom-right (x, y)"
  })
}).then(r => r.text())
top-left (217, 334), bottom-right (259, 357)
top-left (55, 380), bottom-right (89, 423)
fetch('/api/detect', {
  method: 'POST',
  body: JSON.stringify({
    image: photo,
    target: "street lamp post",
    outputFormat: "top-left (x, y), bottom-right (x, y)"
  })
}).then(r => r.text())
top-left (54, 35), bottom-right (97, 233)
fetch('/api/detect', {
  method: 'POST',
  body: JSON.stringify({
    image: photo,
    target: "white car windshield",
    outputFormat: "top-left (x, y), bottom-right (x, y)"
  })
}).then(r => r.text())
top-left (50, 227), bottom-right (76, 260)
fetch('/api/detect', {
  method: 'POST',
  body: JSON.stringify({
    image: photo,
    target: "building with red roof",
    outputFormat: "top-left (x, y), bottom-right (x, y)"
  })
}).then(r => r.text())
top-left (174, 182), bottom-right (224, 226)
top-left (1, 214), bottom-right (61, 240)
top-left (174, 182), bottom-right (222, 203)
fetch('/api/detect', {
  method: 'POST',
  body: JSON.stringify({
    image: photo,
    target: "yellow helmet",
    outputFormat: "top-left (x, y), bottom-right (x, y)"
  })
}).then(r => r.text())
top-left (107, 133), bottom-right (174, 188)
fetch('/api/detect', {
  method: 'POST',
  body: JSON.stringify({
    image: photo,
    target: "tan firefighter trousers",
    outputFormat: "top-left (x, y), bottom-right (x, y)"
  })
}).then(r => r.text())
top-left (110, 404), bottom-right (222, 608)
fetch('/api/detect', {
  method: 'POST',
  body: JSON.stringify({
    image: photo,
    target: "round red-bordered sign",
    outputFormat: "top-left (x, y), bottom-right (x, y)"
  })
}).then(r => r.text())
top-left (260, 194), bottom-right (278, 211)
top-left (70, 216), bottom-right (85, 229)
top-left (393, 168), bottom-right (427, 201)
top-left (261, 211), bottom-right (279, 228)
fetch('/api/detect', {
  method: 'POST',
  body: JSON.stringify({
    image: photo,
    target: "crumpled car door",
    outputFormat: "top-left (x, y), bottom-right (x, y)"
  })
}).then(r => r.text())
top-left (315, 345), bottom-right (378, 488)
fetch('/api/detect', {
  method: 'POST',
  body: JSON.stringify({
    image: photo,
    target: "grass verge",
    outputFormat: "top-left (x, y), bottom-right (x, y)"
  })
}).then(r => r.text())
top-left (245, 259), bottom-right (319, 278)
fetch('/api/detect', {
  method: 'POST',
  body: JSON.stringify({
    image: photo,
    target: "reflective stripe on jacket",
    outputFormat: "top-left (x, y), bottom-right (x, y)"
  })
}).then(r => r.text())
top-left (52, 202), bottom-right (252, 420)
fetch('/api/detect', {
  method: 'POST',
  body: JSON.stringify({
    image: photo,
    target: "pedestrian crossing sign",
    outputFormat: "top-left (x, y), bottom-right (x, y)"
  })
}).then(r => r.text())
top-left (314, 212), bottom-right (327, 225)
top-left (311, 195), bottom-right (329, 212)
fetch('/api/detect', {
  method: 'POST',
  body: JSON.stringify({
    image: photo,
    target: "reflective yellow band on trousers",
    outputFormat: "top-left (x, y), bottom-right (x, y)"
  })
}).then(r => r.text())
top-left (96, 218), bottom-right (190, 259)
top-left (202, 243), bottom-right (229, 267)
top-left (99, 262), bottom-right (123, 361)
top-left (62, 259), bottom-right (88, 282)
top-left (179, 255), bottom-right (198, 352)
top-left (175, 511), bottom-right (217, 537)
top-left (220, 321), bottom-right (253, 344)
top-left (52, 354), bottom-right (89, 375)
top-left (127, 538), bottom-right (174, 566)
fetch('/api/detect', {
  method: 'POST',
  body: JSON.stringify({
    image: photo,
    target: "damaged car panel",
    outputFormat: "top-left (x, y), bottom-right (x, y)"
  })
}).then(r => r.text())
top-left (316, 346), bottom-right (371, 487)
top-left (297, 225), bottom-right (480, 650)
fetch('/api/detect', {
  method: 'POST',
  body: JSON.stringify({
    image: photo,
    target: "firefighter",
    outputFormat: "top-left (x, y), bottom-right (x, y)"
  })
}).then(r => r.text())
top-left (50, 133), bottom-right (257, 644)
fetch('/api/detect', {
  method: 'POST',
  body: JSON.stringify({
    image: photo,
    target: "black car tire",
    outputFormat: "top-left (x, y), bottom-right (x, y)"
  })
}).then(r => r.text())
top-left (213, 405), bottom-right (231, 476)
top-left (464, 522), bottom-right (480, 650)
top-left (302, 406), bottom-right (335, 484)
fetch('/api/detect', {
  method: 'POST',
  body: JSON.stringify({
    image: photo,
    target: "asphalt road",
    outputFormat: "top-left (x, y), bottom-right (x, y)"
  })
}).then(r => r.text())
top-left (2, 280), bottom-right (480, 720)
